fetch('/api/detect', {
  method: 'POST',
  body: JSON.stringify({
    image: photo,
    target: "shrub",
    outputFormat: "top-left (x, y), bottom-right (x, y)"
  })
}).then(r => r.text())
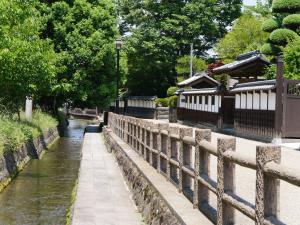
top-left (0, 111), bottom-right (58, 155)
top-left (272, 0), bottom-right (300, 13)
top-left (260, 43), bottom-right (282, 55)
top-left (155, 98), bottom-right (169, 107)
top-left (284, 39), bottom-right (300, 79)
top-left (167, 86), bottom-right (178, 97)
top-left (262, 18), bottom-right (281, 32)
top-left (269, 28), bottom-right (299, 45)
top-left (168, 96), bottom-right (178, 107)
top-left (283, 14), bottom-right (300, 30)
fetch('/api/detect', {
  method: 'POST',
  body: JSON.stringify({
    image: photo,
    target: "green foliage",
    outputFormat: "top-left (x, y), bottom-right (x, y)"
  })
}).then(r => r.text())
top-left (272, 0), bottom-right (300, 13)
top-left (264, 64), bottom-right (277, 79)
top-left (269, 28), bottom-right (299, 45)
top-left (284, 39), bottom-right (300, 79)
top-left (121, 0), bottom-right (242, 96)
top-left (155, 98), bottom-right (169, 107)
top-left (168, 96), bottom-right (178, 108)
top-left (216, 14), bottom-right (269, 62)
top-left (177, 76), bottom-right (185, 83)
top-left (262, 18), bottom-right (281, 32)
top-left (283, 14), bottom-right (300, 30)
top-left (260, 43), bottom-right (282, 55)
top-left (176, 56), bottom-right (207, 76)
top-left (244, 0), bottom-right (272, 17)
top-left (0, 111), bottom-right (58, 155)
top-left (167, 87), bottom-right (178, 97)
top-left (40, 0), bottom-right (119, 109)
top-left (155, 96), bottom-right (178, 107)
top-left (0, 0), bottom-right (58, 114)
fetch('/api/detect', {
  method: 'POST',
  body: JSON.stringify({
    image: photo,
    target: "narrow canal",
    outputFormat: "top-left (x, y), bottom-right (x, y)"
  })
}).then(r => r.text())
top-left (0, 119), bottom-right (88, 225)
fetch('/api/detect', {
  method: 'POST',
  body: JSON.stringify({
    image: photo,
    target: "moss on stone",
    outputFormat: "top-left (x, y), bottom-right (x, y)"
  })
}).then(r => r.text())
top-left (272, 0), bottom-right (300, 13)
top-left (262, 18), bottom-right (281, 32)
top-left (269, 28), bottom-right (299, 45)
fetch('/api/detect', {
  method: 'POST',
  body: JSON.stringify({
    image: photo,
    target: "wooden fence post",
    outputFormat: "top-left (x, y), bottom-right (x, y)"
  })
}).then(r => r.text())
top-left (255, 145), bottom-right (281, 225)
top-left (194, 129), bottom-right (211, 209)
top-left (217, 138), bottom-right (236, 225)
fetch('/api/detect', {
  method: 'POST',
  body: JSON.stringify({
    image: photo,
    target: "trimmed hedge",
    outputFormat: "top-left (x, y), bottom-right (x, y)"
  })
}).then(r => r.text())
top-left (260, 43), bottom-right (282, 55)
top-left (262, 18), bottom-right (281, 32)
top-left (272, 0), bottom-right (300, 13)
top-left (167, 86), bottom-right (178, 97)
top-left (284, 39), bottom-right (300, 78)
top-left (283, 14), bottom-right (300, 30)
top-left (269, 28), bottom-right (299, 45)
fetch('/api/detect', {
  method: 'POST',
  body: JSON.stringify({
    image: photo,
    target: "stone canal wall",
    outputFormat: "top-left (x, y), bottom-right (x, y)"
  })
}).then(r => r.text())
top-left (0, 127), bottom-right (59, 192)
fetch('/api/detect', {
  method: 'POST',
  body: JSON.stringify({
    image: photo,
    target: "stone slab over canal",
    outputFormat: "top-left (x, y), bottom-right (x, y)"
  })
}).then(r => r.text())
top-left (72, 133), bottom-right (142, 225)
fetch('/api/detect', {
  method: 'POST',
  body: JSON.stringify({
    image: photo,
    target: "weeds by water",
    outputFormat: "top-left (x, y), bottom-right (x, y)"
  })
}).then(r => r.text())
top-left (0, 110), bottom-right (58, 155)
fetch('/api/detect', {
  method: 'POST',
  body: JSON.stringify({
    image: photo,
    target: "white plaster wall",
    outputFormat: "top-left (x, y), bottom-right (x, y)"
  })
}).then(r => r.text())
top-left (241, 93), bottom-right (246, 109)
top-left (247, 92), bottom-right (253, 109)
top-left (260, 91), bottom-right (268, 110)
top-left (235, 94), bottom-right (241, 109)
top-left (267, 91), bottom-right (276, 110)
top-left (253, 92), bottom-right (260, 110)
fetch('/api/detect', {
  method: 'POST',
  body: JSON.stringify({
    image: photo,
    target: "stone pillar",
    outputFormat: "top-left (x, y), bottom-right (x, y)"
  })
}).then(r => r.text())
top-left (25, 96), bottom-right (33, 122)
top-left (178, 127), bottom-right (193, 193)
top-left (255, 145), bottom-right (281, 225)
top-left (217, 138), bottom-right (236, 225)
top-left (143, 123), bottom-right (148, 161)
top-left (193, 129), bottom-right (211, 209)
top-left (167, 129), bottom-right (172, 181)
top-left (157, 123), bottom-right (168, 174)
top-left (149, 124), bottom-right (154, 167)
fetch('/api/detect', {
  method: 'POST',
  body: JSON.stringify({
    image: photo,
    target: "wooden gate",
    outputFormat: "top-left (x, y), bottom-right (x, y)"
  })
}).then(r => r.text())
top-left (282, 79), bottom-right (300, 138)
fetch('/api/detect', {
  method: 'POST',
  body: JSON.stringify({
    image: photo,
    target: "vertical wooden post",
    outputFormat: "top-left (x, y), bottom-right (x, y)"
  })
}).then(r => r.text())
top-left (275, 56), bottom-right (284, 138)
top-left (194, 129), bottom-right (211, 209)
top-left (217, 138), bottom-right (236, 225)
top-left (255, 145), bottom-right (281, 225)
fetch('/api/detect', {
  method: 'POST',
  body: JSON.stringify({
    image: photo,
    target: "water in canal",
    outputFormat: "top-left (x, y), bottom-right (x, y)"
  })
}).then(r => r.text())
top-left (0, 119), bottom-right (89, 225)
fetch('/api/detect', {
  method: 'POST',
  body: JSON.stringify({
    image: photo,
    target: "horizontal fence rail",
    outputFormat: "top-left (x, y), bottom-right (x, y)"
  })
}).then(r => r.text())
top-left (107, 112), bottom-right (300, 225)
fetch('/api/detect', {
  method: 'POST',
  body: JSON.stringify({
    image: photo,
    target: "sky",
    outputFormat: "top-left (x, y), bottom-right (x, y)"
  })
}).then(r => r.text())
top-left (243, 0), bottom-right (257, 6)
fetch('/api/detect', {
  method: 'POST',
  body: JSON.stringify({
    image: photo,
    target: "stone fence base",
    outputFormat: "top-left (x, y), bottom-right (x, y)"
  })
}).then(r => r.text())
top-left (103, 127), bottom-right (213, 225)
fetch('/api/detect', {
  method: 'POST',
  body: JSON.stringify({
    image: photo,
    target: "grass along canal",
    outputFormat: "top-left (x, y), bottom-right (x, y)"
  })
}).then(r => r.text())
top-left (0, 119), bottom-right (89, 225)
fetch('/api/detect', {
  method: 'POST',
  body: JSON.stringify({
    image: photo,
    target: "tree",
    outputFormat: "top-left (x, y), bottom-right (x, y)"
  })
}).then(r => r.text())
top-left (39, 0), bottom-right (119, 109)
top-left (176, 56), bottom-right (207, 77)
top-left (0, 0), bottom-right (58, 116)
top-left (120, 0), bottom-right (242, 96)
top-left (216, 13), bottom-right (269, 62)
top-left (284, 39), bottom-right (300, 79)
top-left (260, 0), bottom-right (300, 79)
top-left (261, 0), bottom-right (300, 56)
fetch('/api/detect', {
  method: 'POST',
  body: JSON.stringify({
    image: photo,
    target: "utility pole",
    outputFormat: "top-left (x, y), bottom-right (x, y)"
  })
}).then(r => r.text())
top-left (190, 43), bottom-right (193, 78)
top-left (115, 39), bottom-right (123, 114)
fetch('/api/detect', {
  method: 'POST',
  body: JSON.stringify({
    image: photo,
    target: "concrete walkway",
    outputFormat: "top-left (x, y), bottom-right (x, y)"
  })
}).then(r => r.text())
top-left (72, 133), bottom-right (142, 225)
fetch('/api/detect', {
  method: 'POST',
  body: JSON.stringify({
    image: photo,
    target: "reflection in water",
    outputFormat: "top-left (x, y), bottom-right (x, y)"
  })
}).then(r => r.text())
top-left (0, 119), bottom-right (89, 225)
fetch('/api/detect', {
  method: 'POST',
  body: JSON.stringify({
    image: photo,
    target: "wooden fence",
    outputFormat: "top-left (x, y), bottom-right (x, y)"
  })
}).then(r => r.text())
top-left (108, 112), bottom-right (300, 225)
